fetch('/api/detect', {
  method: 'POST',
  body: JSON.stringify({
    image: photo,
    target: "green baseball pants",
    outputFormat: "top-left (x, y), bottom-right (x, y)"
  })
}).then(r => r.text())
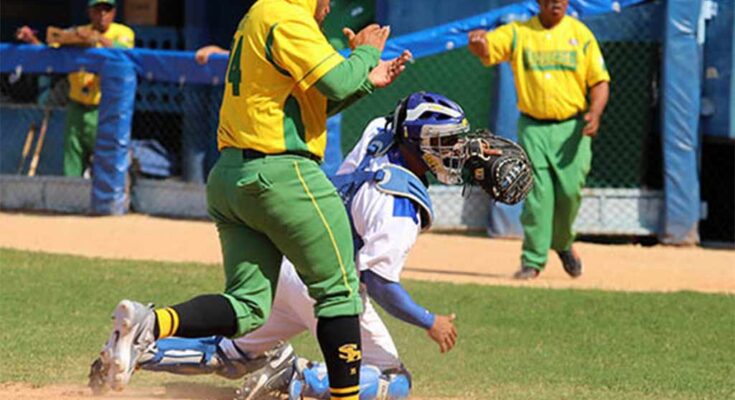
top-left (206, 148), bottom-right (363, 337)
top-left (63, 101), bottom-right (99, 177)
top-left (518, 115), bottom-right (592, 270)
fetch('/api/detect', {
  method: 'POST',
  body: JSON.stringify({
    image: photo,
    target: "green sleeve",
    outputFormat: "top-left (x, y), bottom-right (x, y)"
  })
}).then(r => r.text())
top-left (326, 78), bottom-right (375, 116)
top-left (315, 45), bottom-right (380, 102)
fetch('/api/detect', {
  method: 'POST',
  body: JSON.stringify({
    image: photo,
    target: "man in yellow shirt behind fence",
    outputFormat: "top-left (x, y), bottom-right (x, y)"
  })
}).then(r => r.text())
top-left (17, 0), bottom-right (134, 177)
top-left (468, 0), bottom-right (610, 280)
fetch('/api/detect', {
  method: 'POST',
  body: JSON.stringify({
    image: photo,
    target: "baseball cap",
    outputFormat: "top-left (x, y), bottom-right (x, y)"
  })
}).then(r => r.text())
top-left (88, 0), bottom-right (116, 7)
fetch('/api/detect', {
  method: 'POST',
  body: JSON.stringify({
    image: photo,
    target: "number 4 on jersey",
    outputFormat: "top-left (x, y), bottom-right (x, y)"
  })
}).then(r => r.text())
top-left (227, 36), bottom-right (244, 96)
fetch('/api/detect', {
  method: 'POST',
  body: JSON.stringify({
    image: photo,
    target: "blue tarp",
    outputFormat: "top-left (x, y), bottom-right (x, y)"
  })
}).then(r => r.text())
top-left (377, 0), bottom-right (649, 37)
top-left (132, 140), bottom-right (179, 178)
top-left (0, 0), bottom-right (651, 82)
top-left (374, 0), bottom-right (649, 60)
top-left (0, 44), bottom-right (228, 85)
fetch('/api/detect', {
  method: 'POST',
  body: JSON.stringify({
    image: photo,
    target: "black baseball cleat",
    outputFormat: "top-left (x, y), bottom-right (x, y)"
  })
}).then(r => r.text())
top-left (236, 342), bottom-right (295, 400)
top-left (557, 247), bottom-right (583, 278)
top-left (513, 266), bottom-right (540, 280)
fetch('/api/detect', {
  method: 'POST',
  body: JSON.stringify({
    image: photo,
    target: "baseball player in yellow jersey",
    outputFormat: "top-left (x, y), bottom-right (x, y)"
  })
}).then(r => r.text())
top-left (97, 1), bottom-right (411, 399)
top-left (468, 0), bottom-right (610, 280)
top-left (16, 0), bottom-right (134, 177)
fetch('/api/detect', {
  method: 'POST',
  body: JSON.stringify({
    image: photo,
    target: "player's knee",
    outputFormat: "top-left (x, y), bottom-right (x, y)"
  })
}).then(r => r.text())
top-left (225, 294), bottom-right (272, 337)
top-left (555, 182), bottom-right (583, 204)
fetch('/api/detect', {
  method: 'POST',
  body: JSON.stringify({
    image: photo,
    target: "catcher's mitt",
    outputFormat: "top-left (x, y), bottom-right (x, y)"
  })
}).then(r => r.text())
top-left (461, 129), bottom-right (533, 205)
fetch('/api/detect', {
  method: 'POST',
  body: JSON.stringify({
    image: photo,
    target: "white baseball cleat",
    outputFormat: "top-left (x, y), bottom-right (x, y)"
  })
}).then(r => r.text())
top-left (100, 299), bottom-right (156, 391)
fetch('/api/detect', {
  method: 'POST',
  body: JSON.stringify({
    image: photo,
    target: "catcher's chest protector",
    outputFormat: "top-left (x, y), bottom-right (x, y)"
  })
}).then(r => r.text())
top-left (329, 137), bottom-right (435, 248)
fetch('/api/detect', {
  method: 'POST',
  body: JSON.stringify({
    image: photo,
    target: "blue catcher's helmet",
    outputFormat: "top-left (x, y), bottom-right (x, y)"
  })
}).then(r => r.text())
top-left (392, 92), bottom-right (470, 184)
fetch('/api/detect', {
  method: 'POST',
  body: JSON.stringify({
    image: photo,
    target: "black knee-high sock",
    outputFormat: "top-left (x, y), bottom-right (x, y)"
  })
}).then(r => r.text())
top-left (316, 315), bottom-right (361, 399)
top-left (153, 294), bottom-right (238, 339)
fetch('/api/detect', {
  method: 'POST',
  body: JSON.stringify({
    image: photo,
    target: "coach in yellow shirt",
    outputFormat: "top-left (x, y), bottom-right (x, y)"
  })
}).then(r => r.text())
top-left (17, 0), bottom-right (134, 177)
top-left (65, 0), bottom-right (134, 176)
top-left (97, 1), bottom-right (412, 399)
top-left (468, 0), bottom-right (610, 280)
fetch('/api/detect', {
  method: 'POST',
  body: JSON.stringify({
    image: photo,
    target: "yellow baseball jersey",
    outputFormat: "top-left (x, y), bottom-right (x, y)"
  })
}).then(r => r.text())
top-left (217, 0), bottom-right (345, 158)
top-left (68, 23), bottom-right (135, 106)
top-left (483, 16), bottom-right (610, 120)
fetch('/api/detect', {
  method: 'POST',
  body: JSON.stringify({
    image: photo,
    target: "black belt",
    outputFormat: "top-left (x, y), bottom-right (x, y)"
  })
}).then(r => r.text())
top-left (242, 149), bottom-right (321, 162)
top-left (521, 113), bottom-right (580, 124)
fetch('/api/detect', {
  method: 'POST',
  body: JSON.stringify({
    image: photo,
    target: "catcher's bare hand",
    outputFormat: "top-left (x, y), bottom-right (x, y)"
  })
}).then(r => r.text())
top-left (369, 50), bottom-right (412, 88)
top-left (583, 111), bottom-right (601, 137)
top-left (481, 141), bottom-right (503, 157)
top-left (468, 29), bottom-right (489, 60)
top-left (427, 313), bottom-right (457, 353)
top-left (345, 24), bottom-right (390, 52)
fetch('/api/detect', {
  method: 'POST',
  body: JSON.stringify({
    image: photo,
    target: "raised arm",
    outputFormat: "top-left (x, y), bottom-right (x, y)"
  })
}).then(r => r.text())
top-left (468, 23), bottom-right (515, 66)
top-left (315, 25), bottom-right (411, 114)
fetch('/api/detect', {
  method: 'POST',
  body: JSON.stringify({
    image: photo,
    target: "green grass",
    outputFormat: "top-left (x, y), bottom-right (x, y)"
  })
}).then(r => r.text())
top-left (0, 248), bottom-right (733, 399)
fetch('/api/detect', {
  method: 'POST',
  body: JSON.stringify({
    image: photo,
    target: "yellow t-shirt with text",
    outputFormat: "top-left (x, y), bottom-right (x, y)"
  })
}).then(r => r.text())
top-left (67, 23), bottom-right (135, 106)
top-left (217, 0), bottom-right (344, 158)
top-left (482, 16), bottom-right (610, 120)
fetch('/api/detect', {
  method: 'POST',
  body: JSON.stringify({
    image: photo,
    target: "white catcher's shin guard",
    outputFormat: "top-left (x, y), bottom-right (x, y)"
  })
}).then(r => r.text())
top-left (90, 337), bottom-right (271, 393)
top-left (139, 336), bottom-right (265, 379)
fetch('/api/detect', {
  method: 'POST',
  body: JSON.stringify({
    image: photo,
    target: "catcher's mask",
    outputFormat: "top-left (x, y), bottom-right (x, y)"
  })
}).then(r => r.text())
top-left (390, 92), bottom-right (470, 184)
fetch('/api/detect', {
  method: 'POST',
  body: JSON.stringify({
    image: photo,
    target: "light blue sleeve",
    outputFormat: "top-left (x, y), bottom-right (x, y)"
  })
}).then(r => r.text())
top-left (361, 269), bottom-right (435, 330)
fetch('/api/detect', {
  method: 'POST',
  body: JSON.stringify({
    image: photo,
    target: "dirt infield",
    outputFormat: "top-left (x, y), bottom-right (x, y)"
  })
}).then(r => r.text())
top-left (1, 212), bottom-right (733, 294)
top-left (0, 383), bottom-right (445, 400)
top-left (0, 383), bottom-right (232, 400)
top-left (0, 211), bottom-right (733, 399)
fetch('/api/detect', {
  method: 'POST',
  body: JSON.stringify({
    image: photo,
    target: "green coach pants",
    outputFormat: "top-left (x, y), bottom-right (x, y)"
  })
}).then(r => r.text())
top-left (63, 101), bottom-right (99, 177)
top-left (206, 148), bottom-right (363, 337)
top-left (518, 115), bottom-right (592, 270)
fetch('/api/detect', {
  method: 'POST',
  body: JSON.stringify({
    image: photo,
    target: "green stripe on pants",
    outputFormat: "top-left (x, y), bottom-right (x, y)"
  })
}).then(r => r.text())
top-left (518, 115), bottom-right (591, 270)
top-left (206, 148), bottom-right (362, 337)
